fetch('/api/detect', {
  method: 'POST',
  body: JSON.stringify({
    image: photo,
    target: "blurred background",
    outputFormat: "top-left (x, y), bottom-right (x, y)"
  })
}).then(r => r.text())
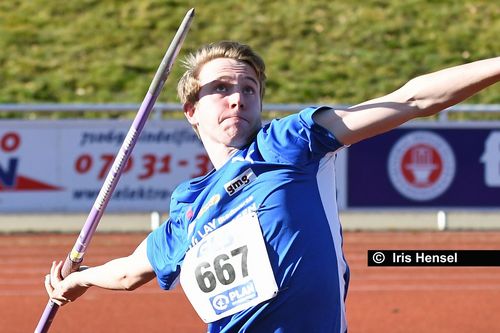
top-left (1, 0), bottom-right (498, 107)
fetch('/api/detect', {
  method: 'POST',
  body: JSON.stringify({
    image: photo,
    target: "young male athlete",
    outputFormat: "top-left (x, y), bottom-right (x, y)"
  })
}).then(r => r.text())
top-left (45, 41), bottom-right (500, 332)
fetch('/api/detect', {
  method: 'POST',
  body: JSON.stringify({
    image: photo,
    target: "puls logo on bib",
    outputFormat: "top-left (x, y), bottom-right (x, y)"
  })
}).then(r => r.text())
top-left (224, 169), bottom-right (256, 196)
top-left (210, 280), bottom-right (258, 315)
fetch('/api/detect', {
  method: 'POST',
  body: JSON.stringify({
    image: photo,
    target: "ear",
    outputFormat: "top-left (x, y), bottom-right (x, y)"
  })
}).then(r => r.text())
top-left (183, 102), bottom-right (198, 126)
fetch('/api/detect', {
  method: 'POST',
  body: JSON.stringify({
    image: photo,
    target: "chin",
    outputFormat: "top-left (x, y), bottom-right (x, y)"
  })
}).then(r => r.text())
top-left (223, 130), bottom-right (256, 148)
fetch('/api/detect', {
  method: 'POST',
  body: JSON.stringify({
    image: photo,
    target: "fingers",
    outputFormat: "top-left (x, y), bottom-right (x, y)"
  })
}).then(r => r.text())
top-left (50, 261), bottom-right (63, 283)
top-left (45, 260), bottom-right (90, 306)
top-left (44, 274), bottom-right (52, 294)
top-left (45, 261), bottom-right (69, 306)
top-left (44, 273), bottom-right (63, 306)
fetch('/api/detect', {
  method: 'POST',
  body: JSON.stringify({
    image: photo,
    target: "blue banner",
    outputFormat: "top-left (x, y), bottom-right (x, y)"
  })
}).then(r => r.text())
top-left (347, 125), bottom-right (500, 208)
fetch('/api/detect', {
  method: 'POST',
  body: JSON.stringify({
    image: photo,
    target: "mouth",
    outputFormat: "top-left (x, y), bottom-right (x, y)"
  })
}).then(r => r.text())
top-left (221, 115), bottom-right (248, 124)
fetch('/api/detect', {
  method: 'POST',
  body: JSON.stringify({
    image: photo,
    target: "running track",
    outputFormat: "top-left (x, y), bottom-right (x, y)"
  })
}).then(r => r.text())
top-left (1, 231), bottom-right (499, 332)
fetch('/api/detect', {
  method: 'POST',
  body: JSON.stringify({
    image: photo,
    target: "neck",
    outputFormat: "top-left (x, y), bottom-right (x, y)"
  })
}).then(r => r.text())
top-left (202, 140), bottom-right (240, 170)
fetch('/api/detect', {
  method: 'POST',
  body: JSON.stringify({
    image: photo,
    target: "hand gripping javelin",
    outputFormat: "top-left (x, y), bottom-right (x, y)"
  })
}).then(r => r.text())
top-left (34, 8), bottom-right (195, 333)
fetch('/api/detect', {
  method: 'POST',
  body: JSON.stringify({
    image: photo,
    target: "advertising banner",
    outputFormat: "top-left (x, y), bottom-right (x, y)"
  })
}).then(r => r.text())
top-left (347, 123), bottom-right (500, 208)
top-left (0, 120), bottom-right (208, 212)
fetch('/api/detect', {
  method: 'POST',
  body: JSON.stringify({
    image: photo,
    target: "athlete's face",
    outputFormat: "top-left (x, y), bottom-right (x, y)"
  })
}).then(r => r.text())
top-left (185, 58), bottom-right (262, 149)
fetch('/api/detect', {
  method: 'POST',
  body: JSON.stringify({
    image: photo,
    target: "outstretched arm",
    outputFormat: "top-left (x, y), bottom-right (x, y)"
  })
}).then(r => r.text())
top-left (45, 238), bottom-right (155, 306)
top-left (314, 57), bottom-right (500, 145)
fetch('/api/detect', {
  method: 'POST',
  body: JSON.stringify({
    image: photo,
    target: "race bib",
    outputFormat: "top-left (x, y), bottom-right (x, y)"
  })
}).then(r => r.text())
top-left (180, 213), bottom-right (278, 323)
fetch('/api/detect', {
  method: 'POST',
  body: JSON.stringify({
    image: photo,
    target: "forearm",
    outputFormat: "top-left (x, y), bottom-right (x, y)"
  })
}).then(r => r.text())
top-left (67, 256), bottom-right (154, 291)
top-left (61, 238), bottom-right (155, 292)
top-left (316, 56), bottom-right (500, 145)
top-left (46, 238), bottom-right (156, 305)
top-left (406, 57), bottom-right (500, 116)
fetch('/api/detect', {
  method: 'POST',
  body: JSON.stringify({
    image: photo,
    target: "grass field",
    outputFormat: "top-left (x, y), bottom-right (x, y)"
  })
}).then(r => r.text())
top-left (1, 0), bottom-right (499, 115)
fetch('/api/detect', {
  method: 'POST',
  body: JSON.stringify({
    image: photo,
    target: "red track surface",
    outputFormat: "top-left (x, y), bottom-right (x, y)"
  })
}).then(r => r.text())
top-left (1, 231), bottom-right (499, 333)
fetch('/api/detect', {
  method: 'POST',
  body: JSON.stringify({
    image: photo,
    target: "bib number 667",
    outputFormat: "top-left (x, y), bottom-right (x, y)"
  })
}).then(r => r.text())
top-left (195, 245), bottom-right (248, 293)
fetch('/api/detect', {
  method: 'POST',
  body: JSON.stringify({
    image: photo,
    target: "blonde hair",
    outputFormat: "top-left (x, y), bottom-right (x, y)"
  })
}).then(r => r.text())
top-left (177, 41), bottom-right (266, 105)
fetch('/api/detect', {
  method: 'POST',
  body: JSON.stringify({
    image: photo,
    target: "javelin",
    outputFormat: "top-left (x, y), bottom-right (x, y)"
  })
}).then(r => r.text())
top-left (34, 8), bottom-right (195, 333)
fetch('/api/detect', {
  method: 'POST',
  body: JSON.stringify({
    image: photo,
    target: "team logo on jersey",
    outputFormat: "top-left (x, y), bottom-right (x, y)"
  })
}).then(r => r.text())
top-left (187, 194), bottom-right (221, 237)
top-left (186, 207), bottom-right (194, 220)
top-left (231, 148), bottom-right (256, 164)
top-left (224, 169), bottom-right (256, 196)
top-left (388, 131), bottom-right (456, 201)
top-left (197, 194), bottom-right (221, 219)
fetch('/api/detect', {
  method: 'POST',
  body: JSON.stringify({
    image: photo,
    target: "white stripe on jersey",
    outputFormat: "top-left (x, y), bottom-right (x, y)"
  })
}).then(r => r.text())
top-left (316, 151), bottom-right (348, 333)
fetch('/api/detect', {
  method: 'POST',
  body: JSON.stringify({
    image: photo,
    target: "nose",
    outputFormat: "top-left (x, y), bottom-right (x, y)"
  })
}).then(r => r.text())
top-left (228, 91), bottom-right (244, 110)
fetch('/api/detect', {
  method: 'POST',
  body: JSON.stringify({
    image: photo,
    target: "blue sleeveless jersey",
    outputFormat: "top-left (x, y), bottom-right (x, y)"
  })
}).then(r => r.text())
top-left (147, 106), bottom-right (349, 333)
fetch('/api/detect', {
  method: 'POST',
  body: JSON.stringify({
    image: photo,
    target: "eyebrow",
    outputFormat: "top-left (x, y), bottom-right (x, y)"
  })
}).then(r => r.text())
top-left (215, 75), bottom-right (259, 87)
